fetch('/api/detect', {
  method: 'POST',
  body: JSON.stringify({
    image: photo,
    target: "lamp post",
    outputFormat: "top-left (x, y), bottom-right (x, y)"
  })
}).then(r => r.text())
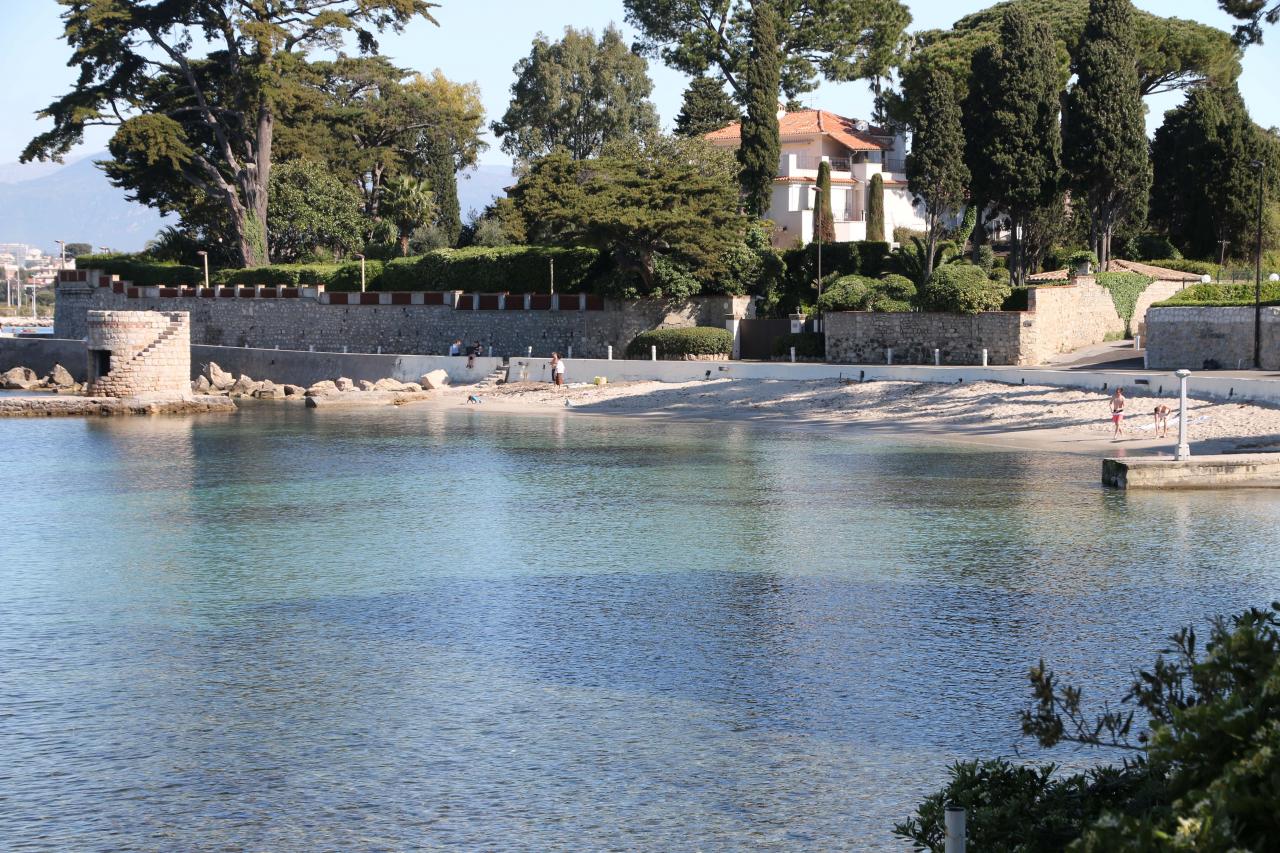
top-left (810, 185), bottom-right (824, 325)
top-left (354, 253), bottom-right (366, 292)
top-left (1175, 369), bottom-right (1192, 460)
top-left (549, 256), bottom-right (555, 295)
top-left (196, 250), bottom-right (209, 289)
top-left (55, 239), bottom-right (66, 269)
top-left (1253, 159), bottom-right (1265, 369)
top-left (98, 246), bottom-right (109, 254)
top-left (1217, 239), bottom-right (1229, 283)
top-left (25, 284), bottom-right (36, 320)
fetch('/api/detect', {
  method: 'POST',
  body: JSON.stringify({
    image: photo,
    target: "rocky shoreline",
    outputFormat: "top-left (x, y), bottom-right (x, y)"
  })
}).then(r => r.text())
top-left (197, 361), bottom-right (452, 409)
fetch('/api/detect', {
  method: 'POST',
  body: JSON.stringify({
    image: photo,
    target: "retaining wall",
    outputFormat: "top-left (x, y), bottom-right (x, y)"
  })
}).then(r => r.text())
top-left (824, 276), bottom-right (1185, 366)
top-left (0, 336), bottom-right (90, 380)
top-left (1145, 306), bottom-right (1280, 371)
top-left (54, 269), bottom-right (750, 359)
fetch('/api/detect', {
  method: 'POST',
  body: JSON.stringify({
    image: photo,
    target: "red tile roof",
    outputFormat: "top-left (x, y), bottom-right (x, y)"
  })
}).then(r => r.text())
top-left (705, 109), bottom-right (889, 152)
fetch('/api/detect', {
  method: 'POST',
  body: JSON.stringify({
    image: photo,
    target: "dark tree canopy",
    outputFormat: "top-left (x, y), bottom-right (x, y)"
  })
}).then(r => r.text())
top-left (1220, 0), bottom-right (1280, 45)
top-left (963, 6), bottom-right (1063, 285)
top-left (890, 0), bottom-right (1241, 125)
top-left (907, 68), bottom-right (969, 282)
top-left (674, 77), bottom-right (740, 138)
top-left (738, 2), bottom-right (783, 218)
top-left (23, 0), bottom-right (437, 267)
top-left (1062, 0), bottom-right (1151, 268)
top-left (1150, 84), bottom-right (1280, 261)
top-left (625, 0), bottom-right (911, 101)
top-left (491, 26), bottom-right (658, 164)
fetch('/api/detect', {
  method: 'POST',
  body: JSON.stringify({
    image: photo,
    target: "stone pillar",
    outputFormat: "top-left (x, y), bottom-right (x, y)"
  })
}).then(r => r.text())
top-left (726, 313), bottom-right (742, 360)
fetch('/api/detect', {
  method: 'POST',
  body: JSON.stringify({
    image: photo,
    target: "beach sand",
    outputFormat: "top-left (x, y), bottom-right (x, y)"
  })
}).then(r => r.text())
top-left (436, 377), bottom-right (1280, 457)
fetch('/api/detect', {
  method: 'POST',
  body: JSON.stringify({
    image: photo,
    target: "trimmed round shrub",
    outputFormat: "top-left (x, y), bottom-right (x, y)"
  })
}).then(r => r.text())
top-left (818, 273), bottom-right (916, 313)
top-left (625, 327), bottom-right (733, 359)
top-left (920, 263), bottom-right (1011, 313)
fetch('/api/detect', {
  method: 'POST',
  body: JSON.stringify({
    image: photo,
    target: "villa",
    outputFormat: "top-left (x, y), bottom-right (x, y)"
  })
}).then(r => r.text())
top-left (706, 108), bottom-right (928, 247)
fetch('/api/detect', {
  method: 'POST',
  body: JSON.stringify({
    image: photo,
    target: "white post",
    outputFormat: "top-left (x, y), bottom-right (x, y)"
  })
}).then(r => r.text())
top-left (567, 345), bottom-right (573, 358)
top-left (981, 348), bottom-right (989, 367)
top-left (886, 347), bottom-right (893, 365)
top-left (527, 346), bottom-right (533, 358)
top-left (1175, 369), bottom-right (1192, 460)
top-left (488, 345), bottom-right (493, 357)
top-left (377, 345), bottom-right (382, 354)
top-left (1134, 334), bottom-right (1141, 350)
top-left (934, 348), bottom-right (940, 366)
top-left (607, 345), bottom-right (613, 361)
top-left (343, 345), bottom-right (348, 353)
top-left (944, 806), bottom-right (966, 853)
top-left (790, 346), bottom-right (796, 363)
top-left (309, 345), bottom-right (314, 352)
top-left (275, 345), bottom-right (279, 350)
top-left (651, 345), bottom-right (658, 362)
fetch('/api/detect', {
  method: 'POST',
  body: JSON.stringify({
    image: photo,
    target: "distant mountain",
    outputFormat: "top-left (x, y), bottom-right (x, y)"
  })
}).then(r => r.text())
top-left (0, 155), bottom-right (515, 254)
top-left (0, 154), bottom-right (168, 252)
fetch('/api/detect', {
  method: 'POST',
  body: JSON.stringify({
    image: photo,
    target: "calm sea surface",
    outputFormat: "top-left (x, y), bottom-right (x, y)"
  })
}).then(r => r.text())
top-left (3, 404), bottom-right (1279, 851)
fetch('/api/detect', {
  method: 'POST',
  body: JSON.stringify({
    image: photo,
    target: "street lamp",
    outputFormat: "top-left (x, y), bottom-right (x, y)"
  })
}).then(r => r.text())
top-left (354, 253), bottom-right (366, 292)
top-left (549, 256), bottom-right (555, 295)
top-left (196, 250), bottom-right (209, 289)
top-left (98, 245), bottom-right (110, 254)
top-left (809, 185), bottom-right (824, 323)
top-left (1252, 159), bottom-right (1265, 369)
top-left (25, 284), bottom-right (36, 320)
top-left (1175, 369), bottom-right (1192, 460)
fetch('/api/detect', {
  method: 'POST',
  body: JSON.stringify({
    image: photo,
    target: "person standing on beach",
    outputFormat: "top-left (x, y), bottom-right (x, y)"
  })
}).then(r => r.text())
top-left (1110, 388), bottom-right (1126, 439)
top-left (550, 352), bottom-right (566, 387)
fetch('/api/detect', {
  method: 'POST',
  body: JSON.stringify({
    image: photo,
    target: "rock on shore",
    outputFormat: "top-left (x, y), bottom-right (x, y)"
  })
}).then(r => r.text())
top-left (2, 363), bottom-right (84, 394)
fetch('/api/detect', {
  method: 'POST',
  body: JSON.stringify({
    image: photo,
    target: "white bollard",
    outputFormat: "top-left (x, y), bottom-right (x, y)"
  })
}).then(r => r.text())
top-left (981, 348), bottom-right (989, 367)
top-left (944, 806), bottom-right (966, 853)
top-left (488, 345), bottom-right (493, 357)
top-left (651, 345), bottom-right (658, 362)
top-left (1175, 369), bottom-right (1192, 460)
top-left (568, 345), bottom-right (573, 358)
top-left (275, 345), bottom-right (279, 350)
top-left (886, 347), bottom-right (894, 365)
top-left (790, 346), bottom-right (796, 363)
top-left (607, 345), bottom-right (613, 361)
top-left (1134, 335), bottom-right (1141, 350)
top-left (343, 345), bottom-right (348, 353)
top-left (527, 346), bottom-right (533, 358)
top-left (309, 345), bottom-right (314, 352)
top-left (934, 348), bottom-right (940, 366)
top-left (376, 345), bottom-right (382, 354)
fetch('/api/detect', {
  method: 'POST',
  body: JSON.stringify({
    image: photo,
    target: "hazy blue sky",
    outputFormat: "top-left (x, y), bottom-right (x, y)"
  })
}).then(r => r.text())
top-left (3, 0), bottom-right (1276, 169)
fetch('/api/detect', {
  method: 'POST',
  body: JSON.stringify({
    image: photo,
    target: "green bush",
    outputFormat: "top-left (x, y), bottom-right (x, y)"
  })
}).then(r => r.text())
top-left (213, 264), bottom-right (340, 286)
top-left (1003, 286), bottom-right (1030, 311)
top-left (625, 327), bottom-right (733, 359)
top-left (377, 257), bottom-right (421, 291)
top-left (77, 253), bottom-right (202, 286)
top-left (920, 263), bottom-right (1011, 313)
top-left (772, 332), bottom-right (825, 359)
top-left (817, 274), bottom-right (915, 313)
top-left (1067, 249), bottom-right (1099, 269)
top-left (1145, 258), bottom-right (1218, 276)
top-left (973, 244), bottom-right (995, 271)
top-left (1095, 272), bottom-right (1153, 335)
top-left (402, 245), bottom-right (602, 293)
top-left (1133, 234), bottom-right (1180, 261)
top-left (1153, 281), bottom-right (1280, 308)
top-left (855, 241), bottom-right (892, 278)
top-left (327, 259), bottom-right (385, 292)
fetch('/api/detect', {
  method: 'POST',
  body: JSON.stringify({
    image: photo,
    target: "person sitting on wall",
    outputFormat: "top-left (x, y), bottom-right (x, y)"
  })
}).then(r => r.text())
top-left (449, 339), bottom-right (462, 357)
top-left (467, 341), bottom-right (482, 370)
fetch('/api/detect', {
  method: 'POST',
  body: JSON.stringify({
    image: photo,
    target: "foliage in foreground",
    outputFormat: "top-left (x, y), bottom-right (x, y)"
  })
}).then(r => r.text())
top-left (625, 327), bottom-right (733, 359)
top-left (817, 274), bottom-right (916, 313)
top-left (919, 263), bottom-right (1011, 313)
top-left (897, 602), bottom-right (1280, 851)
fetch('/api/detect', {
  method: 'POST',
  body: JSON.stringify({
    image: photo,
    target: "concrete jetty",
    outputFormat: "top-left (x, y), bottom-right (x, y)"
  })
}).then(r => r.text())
top-left (1103, 454), bottom-right (1280, 489)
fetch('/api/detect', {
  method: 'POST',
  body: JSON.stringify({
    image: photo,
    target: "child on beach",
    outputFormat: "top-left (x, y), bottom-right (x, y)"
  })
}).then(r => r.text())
top-left (1110, 388), bottom-right (1126, 439)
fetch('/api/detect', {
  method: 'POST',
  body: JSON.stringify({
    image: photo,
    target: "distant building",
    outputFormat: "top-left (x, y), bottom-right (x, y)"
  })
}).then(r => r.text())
top-left (705, 108), bottom-right (928, 248)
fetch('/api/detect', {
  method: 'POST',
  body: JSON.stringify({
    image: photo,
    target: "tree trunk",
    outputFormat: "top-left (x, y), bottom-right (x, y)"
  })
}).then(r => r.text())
top-left (923, 212), bottom-right (939, 283)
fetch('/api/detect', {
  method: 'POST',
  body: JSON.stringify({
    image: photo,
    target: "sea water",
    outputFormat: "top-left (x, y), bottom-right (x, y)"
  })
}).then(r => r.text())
top-left (2, 404), bottom-right (1278, 850)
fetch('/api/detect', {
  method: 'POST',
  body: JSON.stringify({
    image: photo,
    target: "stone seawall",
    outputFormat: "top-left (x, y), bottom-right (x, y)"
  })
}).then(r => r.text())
top-left (55, 272), bottom-right (750, 359)
top-left (1146, 306), bottom-right (1280, 371)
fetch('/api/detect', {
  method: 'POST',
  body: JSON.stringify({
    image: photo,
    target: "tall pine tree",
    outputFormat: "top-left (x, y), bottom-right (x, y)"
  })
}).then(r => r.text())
top-left (675, 77), bottom-right (740, 138)
top-left (908, 67), bottom-right (969, 281)
top-left (963, 7), bottom-right (1063, 285)
top-left (738, 2), bottom-right (783, 217)
top-left (1063, 0), bottom-right (1151, 269)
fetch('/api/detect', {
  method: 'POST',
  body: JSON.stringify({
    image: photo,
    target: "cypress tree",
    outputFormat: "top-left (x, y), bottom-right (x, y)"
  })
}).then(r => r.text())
top-left (908, 67), bottom-right (970, 281)
top-left (1151, 84), bottom-right (1274, 259)
top-left (738, 2), bottom-right (782, 217)
top-left (867, 173), bottom-right (885, 242)
top-left (421, 133), bottom-right (462, 245)
top-left (674, 77), bottom-right (740, 138)
top-left (816, 161), bottom-right (835, 242)
top-left (1063, 0), bottom-right (1151, 269)
top-left (963, 7), bottom-right (1063, 285)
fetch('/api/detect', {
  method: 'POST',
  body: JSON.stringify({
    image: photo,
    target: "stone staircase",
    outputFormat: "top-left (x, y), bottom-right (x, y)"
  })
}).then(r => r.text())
top-left (472, 364), bottom-right (509, 389)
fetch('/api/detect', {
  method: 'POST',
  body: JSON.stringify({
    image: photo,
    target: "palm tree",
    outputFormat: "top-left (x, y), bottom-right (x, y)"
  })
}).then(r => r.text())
top-left (380, 176), bottom-right (435, 256)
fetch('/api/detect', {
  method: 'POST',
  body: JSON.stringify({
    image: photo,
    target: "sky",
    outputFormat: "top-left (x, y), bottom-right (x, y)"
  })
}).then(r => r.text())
top-left (2, 0), bottom-right (1277, 170)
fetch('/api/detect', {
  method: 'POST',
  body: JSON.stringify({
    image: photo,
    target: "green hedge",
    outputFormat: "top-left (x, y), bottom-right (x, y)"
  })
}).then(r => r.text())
top-left (77, 254), bottom-right (202, 286)
top-left (625, 327), bottom-right (733, 359)
top-left (374, 246), bottom-right (602, 293)
top-left (817, 274), bottom-right (914, 313)
top-left (327, 260), bottom-right (385, 293)
top-left (1146, 258), bottom-right (1217, 276)
top-left (1153, 282), bottom-right (1280, 308)
top-left (772, 331), bottom-right (826, 359)
top-left (212, 264), bottom-right (341, 286)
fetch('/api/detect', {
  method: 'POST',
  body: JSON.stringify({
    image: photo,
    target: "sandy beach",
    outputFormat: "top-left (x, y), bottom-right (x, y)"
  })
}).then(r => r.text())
top-left (436, 377), bottom-right (1280, 457)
